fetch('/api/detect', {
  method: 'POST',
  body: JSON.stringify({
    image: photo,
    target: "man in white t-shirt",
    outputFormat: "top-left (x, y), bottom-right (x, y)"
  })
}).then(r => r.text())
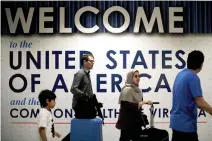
top-left (38, 90), bottom-right (61, 141)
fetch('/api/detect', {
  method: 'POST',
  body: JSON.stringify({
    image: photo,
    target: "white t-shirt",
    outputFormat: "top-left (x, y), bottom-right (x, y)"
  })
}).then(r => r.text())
top-left (38, 108), bottom-right (54, 141)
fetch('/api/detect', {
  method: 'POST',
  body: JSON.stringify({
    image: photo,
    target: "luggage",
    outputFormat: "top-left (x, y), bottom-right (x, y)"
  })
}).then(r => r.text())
top-left (140, 102), bottom-right (169, 141)
top-left (75, 94), bottom-right (104, 124)
top-left (140, 128), bottom-right (169, 141)
top-left (70, 118), bottom-right (103, 141)
top-left (74, 83), bottom-right (104, 123)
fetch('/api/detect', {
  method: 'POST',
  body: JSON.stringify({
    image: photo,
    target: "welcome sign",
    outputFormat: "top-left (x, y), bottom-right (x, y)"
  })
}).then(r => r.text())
top-left (1, 1), bottom-right (212, 141)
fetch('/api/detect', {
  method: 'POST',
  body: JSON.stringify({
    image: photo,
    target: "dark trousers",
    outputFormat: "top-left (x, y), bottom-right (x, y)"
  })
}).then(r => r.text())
top-left (172, 129), bottom-right (199, 141)
top-left (120, 126), bottom-right (141, 141)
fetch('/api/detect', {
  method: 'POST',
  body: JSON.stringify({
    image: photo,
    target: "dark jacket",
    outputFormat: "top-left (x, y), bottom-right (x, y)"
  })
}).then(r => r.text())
top-left (116, 101), bottom-right (144, 130)
top-left (70, 68), bottom-right (93, 108)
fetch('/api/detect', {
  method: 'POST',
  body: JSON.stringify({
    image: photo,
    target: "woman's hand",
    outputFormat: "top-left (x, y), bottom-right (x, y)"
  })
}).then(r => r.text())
top-left (139, 100), bottom-right (153, 106)
top-left (146, 100), bottom-right (153, 105)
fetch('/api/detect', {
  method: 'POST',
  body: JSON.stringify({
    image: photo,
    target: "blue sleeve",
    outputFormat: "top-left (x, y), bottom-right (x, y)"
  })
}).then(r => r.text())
top-left (189, 75), bottom-right (203, 98)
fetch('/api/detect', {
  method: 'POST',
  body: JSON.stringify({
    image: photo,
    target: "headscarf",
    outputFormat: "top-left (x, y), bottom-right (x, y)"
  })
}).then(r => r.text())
top-left (118, 70), bottom-right (143, 104)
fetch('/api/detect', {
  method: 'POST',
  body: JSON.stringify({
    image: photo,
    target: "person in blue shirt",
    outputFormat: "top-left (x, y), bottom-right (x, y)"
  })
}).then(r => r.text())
top-left (170, 50), bottom-right (212, 141)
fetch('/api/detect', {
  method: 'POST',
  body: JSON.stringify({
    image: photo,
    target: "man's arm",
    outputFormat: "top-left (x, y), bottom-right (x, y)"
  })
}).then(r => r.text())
top-left (39, 127), bottom-right (47, 141)
top-left (195, 97), bottom-right (212, 115)
top-left (70, 71), bottom-right (84, 97)
top-left (189, 75), bottom-right (212, 115)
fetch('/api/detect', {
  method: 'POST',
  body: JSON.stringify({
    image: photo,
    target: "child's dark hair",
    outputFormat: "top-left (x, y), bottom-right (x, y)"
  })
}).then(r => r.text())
top-left (38, 89), bottom-right (56, 108)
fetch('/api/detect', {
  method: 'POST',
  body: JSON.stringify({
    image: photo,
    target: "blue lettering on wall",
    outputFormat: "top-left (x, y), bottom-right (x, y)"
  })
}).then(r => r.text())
top-left (27, 51), bottom-right (41, 69)
top-left (106, 50), bottom-right (117, 69)
top-left (140, 73), bottom-right (152, 92)
top-left (155, 74), bottom-right (171, 92)
top-left (97, 74), bottom-right (107, 92)
top-left (31, 74), bottom-right (40, 92)
top-left (149, 50), bottom-right (159, 69)
top-left (52, 51), bottom-right (62, 69)
top-left (175, 50), bottom-right (186, 69)
top-left (52, 74), bottom-right (68, 92)
top-left (45, 51), bottom-right (49, 69)
top-left (162, 50), bottom-right (172, 69)
top-left (120, 50), bottom-right (130, 69)
top-left (131, 51), bottom-right (148, 69)
top-left (65, 51), bottom-right (75, 69)
top-left (112, 74), bottom-right (122, 92)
